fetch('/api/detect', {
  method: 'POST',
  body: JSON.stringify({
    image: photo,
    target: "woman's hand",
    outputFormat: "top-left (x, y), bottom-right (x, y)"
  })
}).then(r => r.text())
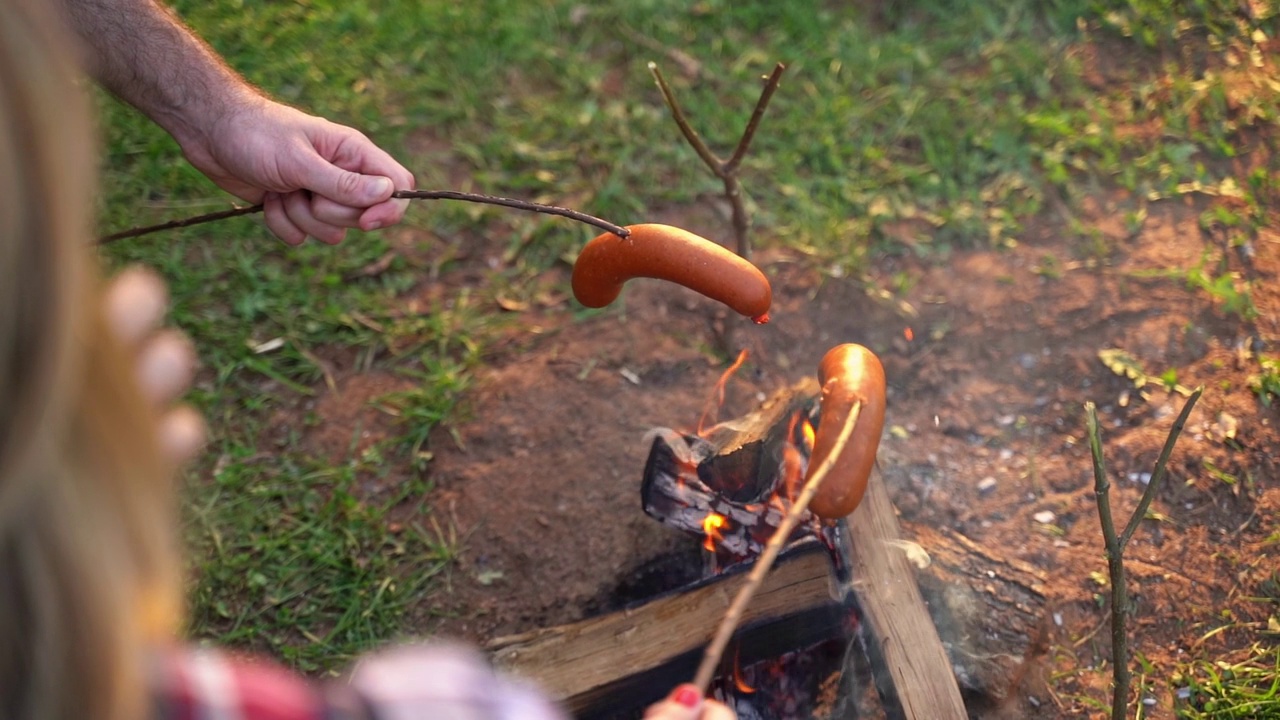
top-left (644, 684), bottom-right (736, 720)
top-left (104, 266), bottom-right (206, 467)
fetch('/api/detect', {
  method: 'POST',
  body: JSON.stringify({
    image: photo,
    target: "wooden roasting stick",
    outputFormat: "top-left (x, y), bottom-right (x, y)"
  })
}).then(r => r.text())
top-left (691, 400), bottom-right (863, 692)
top-left (98, 190), bottom-right (630, 244)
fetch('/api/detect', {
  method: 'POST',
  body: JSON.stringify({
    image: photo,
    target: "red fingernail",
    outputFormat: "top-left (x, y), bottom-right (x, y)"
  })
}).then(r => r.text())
top-left (673, 685), bottom-right (700, 708)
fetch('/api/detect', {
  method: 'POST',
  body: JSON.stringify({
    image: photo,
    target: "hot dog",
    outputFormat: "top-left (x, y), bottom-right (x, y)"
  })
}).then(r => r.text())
top-left (806, 344), bottom-right (887, 519)
top-left (571, 224), bottom-right (772, 323)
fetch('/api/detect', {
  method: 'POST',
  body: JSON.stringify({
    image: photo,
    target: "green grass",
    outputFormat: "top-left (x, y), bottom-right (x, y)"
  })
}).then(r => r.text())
top-left (186, 446), bottom-right (458, 672)
top-left (1175, 644), bottom-right (1280, 718)
top-left (94, 0), bottom-right (1278, 678)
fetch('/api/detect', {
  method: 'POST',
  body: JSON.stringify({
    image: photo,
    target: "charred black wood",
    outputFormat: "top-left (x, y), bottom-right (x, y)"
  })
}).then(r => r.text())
top-left (639, 381), bottom-right (847, 573)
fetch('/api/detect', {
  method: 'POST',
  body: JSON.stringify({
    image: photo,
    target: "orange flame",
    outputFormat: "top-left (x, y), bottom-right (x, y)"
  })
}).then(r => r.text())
top-left (732, 650), bottom-right (756, 694)
top-left (781, 444), bottom-right (804, 502)
top-left (697, 349), bottom-right (749, 436)
top-left (778, 411), bottom-right (813, 501)
top-left (702, 512), bottom-right (726, 552)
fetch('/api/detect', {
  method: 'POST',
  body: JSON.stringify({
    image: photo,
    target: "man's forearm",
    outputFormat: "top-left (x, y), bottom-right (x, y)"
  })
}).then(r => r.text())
top-left (57, 0), bottom-right (259, 151)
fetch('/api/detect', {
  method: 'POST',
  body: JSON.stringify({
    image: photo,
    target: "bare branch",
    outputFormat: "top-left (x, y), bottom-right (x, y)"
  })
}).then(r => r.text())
top-left (724, 63), bottom-right (786, 174)
top-left (99, 203), bottom-right (264, 243)
top-left (1087, 387), bottom-right (1201, 720)
top-left (1118, 387), bottom-right (1202, 550)
top-left (1086, 402), bottom-right (1130, 720)
top-left (648, 61), bottom-right (726, 178)
top-left (392, 190), bottom-right (630, 238)
top-left (649, 61), bottom-right (786, 263)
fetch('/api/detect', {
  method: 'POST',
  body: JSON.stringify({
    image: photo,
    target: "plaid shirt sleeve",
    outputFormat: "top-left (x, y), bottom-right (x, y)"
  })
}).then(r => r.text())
top-left (149, 647), bottom-right (372, 720)
top-left (148, 644), bottom-right (569, 720)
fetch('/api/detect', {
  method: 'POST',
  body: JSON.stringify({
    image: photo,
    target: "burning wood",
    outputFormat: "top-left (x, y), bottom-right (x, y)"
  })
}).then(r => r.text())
top-left (640, 379), bottom-right (844, 574)
top-left (488, 362), bottom-right (1041, 719)
top-left (641, 377), bottom-right (865, 715)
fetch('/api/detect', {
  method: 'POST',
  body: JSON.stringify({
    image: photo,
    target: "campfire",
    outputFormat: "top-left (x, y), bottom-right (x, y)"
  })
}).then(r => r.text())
top-left (487, 348), bottom-right (1004, 720)
top-left (640, 374), bottom-right (857, 718)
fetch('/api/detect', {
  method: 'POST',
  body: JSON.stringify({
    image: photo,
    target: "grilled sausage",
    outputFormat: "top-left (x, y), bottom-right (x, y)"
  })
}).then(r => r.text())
top-left (571, 223), bottom-right (772, 323)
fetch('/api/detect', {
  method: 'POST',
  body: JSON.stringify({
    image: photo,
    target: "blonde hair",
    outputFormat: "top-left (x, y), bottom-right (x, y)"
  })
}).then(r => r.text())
top-left (0, 1), bottom-right (183, 718)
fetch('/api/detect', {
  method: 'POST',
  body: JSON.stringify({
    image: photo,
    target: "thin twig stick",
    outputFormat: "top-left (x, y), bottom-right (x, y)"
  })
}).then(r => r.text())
top-left (1086, 386), bottom-right (1202, 720)
top-left (647, 61), bottom-right (785, 262)
top-left (692, 400), bottom-right (863, 693)
top-left (1086, 402), bottom-right (1130, 720)
top-left (392, 191), bottom-right (629, 238)
top-left (648, 61), bottom-right (725, 174)
top-left (99, 204), bottom-right (266, 243)
top-left (98, 189), bottom-right (629, 244)
top-left (724, 63), bottom-right (786, 175)
top-left (1118, 386), bottom-right (1202, 550)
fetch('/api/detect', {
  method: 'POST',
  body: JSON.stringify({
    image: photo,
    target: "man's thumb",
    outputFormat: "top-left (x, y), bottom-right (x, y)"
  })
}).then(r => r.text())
top-left (315, 166), bottom-right (395, 207)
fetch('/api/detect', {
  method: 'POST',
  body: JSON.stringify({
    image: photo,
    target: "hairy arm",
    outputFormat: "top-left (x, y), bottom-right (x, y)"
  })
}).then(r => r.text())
top-left (56, 0), bottom-right (414, 244)
top-left (57, 0), bottom-right (251, 158)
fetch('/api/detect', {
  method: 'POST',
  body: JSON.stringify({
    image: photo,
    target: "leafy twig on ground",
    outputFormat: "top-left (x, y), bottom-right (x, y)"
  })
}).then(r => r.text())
top-left (1086, 386), bottom-right (1203, 720)
top-left (99, 189), bottom-right (630, 244)
top-left (692, 400), bottom-right (861, 692)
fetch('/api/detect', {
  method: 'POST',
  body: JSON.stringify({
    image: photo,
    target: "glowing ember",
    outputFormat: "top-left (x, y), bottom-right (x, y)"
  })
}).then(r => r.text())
top-left (702, 512), bottom-right (727, 552)
top-left (733, 652), bottom-right (756, 694)
top-left (642, 384), bottom-right (843, 570)
top-left (697, 349), bottom-right (750, 435)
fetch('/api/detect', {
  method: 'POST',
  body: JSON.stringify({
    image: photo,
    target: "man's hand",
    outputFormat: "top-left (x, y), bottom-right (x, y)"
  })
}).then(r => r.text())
top-left (58, 0), bottom-right (414, 245)
top-left (187, 95), bottom-right (415, 246)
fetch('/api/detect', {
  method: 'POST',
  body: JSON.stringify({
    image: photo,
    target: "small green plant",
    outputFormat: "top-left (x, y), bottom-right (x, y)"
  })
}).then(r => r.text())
top-left (374, 359), bottom-right (471, 462)
top-left (1098, 348), bottom-right (1194, 396)
top-left (1092, 0), bottom-right (1276, 48)
top-left (1248, 356), bottom-right (1280, 407)
top-left (1184, 262), bottom-right (1257, 322)
top-left (1085, 387), bottom-right (1203, 720)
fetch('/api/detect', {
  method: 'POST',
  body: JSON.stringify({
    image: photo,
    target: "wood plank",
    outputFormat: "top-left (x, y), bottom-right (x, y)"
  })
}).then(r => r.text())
top-left (840, 467), bottom-right (969, 719)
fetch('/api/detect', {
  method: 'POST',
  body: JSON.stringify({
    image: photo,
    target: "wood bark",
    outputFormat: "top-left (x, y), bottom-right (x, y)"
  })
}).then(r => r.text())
top-left (838, 469), bottom-right (968, 719)
top-left (906, 520), bottom-right (1051, 713)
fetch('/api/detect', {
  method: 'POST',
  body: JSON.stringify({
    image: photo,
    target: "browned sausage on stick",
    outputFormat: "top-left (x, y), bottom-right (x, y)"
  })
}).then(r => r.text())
top-left (807, 343), bottom-right (887, 519)
top-left (571, 223), bottom-right (772, 323)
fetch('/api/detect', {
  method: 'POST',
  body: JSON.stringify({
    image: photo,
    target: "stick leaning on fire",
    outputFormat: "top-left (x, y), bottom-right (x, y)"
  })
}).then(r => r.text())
top-left (693, 343), bottom-right (885, 691)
